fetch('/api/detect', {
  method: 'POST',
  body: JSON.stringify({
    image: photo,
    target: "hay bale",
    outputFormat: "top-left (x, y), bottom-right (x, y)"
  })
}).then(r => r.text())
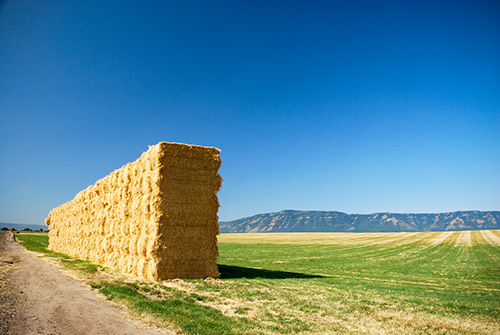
top-left (45, 142), bottom-right (222, 280)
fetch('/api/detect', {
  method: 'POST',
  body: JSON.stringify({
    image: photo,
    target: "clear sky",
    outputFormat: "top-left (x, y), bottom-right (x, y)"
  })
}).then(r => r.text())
top-left (1, 0), bottom-right (499, 225)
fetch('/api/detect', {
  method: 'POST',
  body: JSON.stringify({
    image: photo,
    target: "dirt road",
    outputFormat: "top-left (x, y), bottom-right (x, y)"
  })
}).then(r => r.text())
top-left (0, 232), bottom-right (171, 335)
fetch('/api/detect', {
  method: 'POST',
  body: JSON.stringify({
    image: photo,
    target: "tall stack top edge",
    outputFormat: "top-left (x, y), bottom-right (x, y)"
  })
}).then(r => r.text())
top-left (156, 142), bottom-right (221, 158)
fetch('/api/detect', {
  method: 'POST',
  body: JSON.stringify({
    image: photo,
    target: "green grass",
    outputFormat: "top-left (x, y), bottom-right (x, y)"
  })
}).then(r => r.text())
top-left (17, 231), bottom-right (500, 334)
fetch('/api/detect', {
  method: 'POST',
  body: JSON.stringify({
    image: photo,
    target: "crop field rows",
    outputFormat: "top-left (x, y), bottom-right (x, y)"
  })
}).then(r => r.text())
top-left (17, 230), bottom-right (500, 334)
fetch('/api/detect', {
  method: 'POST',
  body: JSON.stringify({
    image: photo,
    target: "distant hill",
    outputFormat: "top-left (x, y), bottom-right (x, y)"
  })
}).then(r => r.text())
top-left (0, 222), bottom-right (48, 231)
top-left (219, 210), bottom-right (500, 233)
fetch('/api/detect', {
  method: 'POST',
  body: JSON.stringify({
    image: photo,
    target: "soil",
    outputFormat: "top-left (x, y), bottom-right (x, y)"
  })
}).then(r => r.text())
top-left (0, 232), bottom-right (173, 335)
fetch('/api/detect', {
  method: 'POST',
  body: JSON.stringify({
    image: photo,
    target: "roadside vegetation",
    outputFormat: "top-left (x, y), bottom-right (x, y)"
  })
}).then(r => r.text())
top-left (17, 230), bottom-right (500, 334)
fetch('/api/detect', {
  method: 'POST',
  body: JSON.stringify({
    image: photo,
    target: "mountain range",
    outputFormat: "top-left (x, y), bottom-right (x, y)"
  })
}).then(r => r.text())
top-left (219, 210), bottom-right (500, 233)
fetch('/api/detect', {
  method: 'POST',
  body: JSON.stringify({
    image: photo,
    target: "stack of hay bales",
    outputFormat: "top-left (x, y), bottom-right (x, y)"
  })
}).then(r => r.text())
top-left (45, 142), bottom-right (222, 280)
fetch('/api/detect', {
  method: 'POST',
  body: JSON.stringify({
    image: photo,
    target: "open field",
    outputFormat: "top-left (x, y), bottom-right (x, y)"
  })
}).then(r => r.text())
top-left (17, 230), bottom-right (500, 334)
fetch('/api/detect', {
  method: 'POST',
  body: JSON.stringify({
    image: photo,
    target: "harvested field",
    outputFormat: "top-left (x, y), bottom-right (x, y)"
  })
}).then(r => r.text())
top-left (480, 230), bottom-right (500, 246)
top-left (16, 230), bottom-right (500, 334)
top-left (455, 231), bottom-right (473, 247)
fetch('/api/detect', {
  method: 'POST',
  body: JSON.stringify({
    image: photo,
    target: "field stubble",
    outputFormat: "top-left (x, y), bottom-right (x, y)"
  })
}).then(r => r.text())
top-left (17, 230), bottom-right (500, 335)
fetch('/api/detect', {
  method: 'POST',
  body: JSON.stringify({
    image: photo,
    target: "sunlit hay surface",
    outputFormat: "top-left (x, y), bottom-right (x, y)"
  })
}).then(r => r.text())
top-left (45, 142), bottom-right (222, 280)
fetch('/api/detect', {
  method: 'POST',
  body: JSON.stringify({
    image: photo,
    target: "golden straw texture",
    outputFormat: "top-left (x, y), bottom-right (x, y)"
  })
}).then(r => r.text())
top-left (45, 142), bottom-right (222, 280)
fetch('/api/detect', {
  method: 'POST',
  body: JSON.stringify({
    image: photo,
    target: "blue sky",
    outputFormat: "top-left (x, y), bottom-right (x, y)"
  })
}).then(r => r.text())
top-left (1, 0), bottom-right (499, 225)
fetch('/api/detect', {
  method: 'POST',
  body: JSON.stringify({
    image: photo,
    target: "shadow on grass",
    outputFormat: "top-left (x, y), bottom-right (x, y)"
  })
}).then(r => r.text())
top-left (218, 264), bottom-right (324, 279)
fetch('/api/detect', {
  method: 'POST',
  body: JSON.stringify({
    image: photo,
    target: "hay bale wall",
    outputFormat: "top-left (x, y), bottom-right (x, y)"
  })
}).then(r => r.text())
top-left (45, 142), bottom-right (222, 280)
